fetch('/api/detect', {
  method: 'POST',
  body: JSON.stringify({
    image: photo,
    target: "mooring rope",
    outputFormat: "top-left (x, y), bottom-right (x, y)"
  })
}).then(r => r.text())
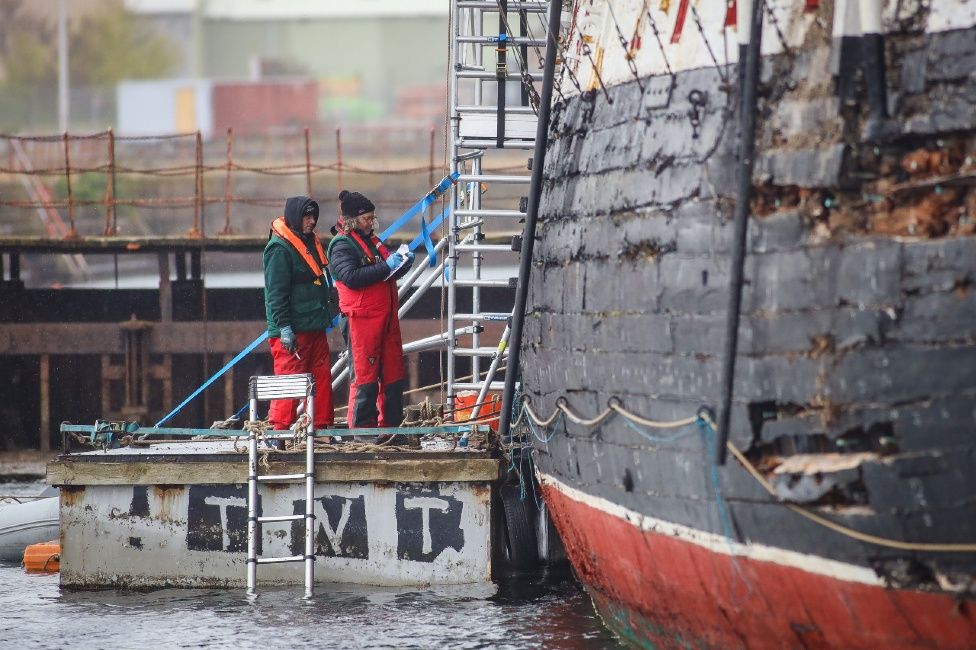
top-left (517, 395), bottom-right (976, 552)
top-left (238, 420), bottom-right (272, 472)
top-left (520, 394), bottom-right (701, 430)
top-left (400, 397), bottom-right (445, 427)
top-left (722, 438), bottom-right (976, 553)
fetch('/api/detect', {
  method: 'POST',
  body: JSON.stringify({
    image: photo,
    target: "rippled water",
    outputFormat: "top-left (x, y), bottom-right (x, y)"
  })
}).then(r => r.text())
top-left (0, 483), bottom-right (623, 650)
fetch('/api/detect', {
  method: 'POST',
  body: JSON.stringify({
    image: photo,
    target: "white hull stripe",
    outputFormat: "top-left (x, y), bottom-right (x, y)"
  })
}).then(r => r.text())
top-left (561, 0), bottom-right (976, 96)
top-left (537, 470), bottom-right (885, 588)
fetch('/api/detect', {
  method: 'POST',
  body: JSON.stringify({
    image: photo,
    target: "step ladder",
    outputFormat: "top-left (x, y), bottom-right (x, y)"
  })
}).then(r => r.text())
top-left (446, 0), bottom-right (549, 415)
top-left (246, 373), bottom-right (316, 598)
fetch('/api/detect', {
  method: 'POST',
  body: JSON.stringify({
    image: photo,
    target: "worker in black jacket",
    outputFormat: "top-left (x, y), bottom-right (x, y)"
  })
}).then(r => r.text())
top-left (327, 190), bottom-right (415, 429)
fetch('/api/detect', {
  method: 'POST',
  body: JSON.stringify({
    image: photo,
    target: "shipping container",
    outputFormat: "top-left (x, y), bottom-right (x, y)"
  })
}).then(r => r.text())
top-left (116, 79), bottom-right (318, 139)
top-left (117, 79), bottom-right (214, 139)
top-left (212, 80), bottom-right (318, 136)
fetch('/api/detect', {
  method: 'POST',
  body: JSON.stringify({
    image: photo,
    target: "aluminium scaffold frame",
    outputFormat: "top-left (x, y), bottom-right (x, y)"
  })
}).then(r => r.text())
top-left (446, 0), bottom-right (549, 415)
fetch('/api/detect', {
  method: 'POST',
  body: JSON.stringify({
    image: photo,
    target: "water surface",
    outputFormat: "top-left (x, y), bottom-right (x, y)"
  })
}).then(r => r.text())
top-left (0, 483), bottom-right (622, 649)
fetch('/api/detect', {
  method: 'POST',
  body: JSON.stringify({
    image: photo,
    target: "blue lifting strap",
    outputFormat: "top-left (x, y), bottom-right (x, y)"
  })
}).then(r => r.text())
top-left (155, 331), bottom-right (269, 427)
top-left (379, 173), bottom-right (458, 266)
top-left (419, 207), bottom-right (436, 266)
top-left (411, 205), bottom-right (448, 250)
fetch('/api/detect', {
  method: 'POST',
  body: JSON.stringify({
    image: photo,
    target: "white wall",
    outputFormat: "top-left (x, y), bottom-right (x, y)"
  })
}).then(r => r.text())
top-left (116, 79), bottom-right (214, 138)
top-left (125, 0), bottom-right (447, 18)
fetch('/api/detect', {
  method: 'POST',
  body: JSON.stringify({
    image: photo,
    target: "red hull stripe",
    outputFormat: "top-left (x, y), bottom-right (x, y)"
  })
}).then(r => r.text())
top-left (539, 472), bottom-right (976, 649)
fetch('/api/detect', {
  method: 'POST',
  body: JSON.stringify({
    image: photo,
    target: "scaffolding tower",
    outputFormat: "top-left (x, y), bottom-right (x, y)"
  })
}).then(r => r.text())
top-left (446, 0), bottom-right (549, 416)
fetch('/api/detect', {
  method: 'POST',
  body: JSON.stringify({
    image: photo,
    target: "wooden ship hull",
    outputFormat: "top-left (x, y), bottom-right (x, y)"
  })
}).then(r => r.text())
top-left (522, 1), bottom-right (976, 646)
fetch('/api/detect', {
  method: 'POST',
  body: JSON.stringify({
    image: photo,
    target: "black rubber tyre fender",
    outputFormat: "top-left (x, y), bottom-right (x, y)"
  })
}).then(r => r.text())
top-left (499, 482), bottom-right (539, 570)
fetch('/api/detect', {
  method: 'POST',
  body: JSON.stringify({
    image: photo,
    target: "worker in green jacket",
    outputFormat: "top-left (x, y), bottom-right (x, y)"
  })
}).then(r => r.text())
top-left (263, 196), bottom-right (336, 430)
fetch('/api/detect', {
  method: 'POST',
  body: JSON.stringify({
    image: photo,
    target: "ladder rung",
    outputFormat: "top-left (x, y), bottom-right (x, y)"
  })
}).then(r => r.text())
top-left (454, 210), bottom-right (526, 220)
top-left (256, 555), bottom-right (305, 565)
top-left (457, 1), bottom-right (548, 12)
top-left (455, 243), bottom-right (518, 252)
top-left (453, 381), bottom-right (506, 391)
top-left (249, 373), bottom-right (313, 401)
top-left (257, 514), bottom-right (306, 523)
top-left (457, 105), bottom-right (537, 115)
top-left (457, 139), bottom-right (535, 150)
top-left (457, 174), bottom-right (531, 184)
top-left (454, 312), bottom-right (511, 321)
top-left (456, 36), bottom-right (546, 46)
top-left (256, 473), bottom-right (307, 482)
top-left (457, 70), bottom-right (544, 81)
top-left (453, 347), bottom-right (503, 357)
top-left (452, 278), bottom-right (517, 288)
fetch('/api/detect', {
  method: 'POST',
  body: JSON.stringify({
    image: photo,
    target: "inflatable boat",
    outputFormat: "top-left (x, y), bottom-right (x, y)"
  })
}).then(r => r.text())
top-left (0, 487), bottom-right (58, 562)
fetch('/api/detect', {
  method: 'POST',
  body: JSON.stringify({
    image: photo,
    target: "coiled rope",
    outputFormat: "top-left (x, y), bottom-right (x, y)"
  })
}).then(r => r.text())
top-left (233, 416), bottom-right (402, 453)
top-left (518, 395), bottom-right (976, 553)
top-left (239, 419), bottom-right (273, 469)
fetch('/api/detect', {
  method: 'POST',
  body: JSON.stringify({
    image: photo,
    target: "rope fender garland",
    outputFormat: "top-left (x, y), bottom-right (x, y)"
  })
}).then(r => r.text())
top-left (517, 395), bottom-right (976, 553)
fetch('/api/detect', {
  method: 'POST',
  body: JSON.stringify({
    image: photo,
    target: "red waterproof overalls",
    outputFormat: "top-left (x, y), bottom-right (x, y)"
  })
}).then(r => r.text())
top-left (333, 231), bottom-right (405, 428)
top-left (265, 217), bottom-right (335, 429)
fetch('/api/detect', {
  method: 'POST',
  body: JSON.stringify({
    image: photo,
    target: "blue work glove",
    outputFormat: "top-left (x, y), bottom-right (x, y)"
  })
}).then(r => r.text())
top-left (279, 325), bottom-right (297, 353)
top-left (385, 253), bottom-right (404, 271)
top-left (405, 251), bottom-right (416, 264)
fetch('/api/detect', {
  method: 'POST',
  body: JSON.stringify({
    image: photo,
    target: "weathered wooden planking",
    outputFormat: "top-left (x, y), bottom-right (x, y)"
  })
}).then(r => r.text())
top-left (48, 457), bottom-right (501, 486)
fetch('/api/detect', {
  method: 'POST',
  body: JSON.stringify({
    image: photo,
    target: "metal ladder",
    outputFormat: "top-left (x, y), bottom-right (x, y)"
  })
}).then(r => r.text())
top-left (246, 373), bottom-right (316, 598)
top-left (446, 0), bottom-right (549, 415)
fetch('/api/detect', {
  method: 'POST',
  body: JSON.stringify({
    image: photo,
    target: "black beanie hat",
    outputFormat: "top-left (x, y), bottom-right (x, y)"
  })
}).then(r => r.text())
top-left (339, 190), bottom-right (375, 218)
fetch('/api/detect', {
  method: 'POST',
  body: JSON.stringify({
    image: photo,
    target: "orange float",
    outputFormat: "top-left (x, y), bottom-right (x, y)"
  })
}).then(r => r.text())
top-left (453, 390), bottom-right (501, 432)
top-left (23, 540), bottom-right (60, 573)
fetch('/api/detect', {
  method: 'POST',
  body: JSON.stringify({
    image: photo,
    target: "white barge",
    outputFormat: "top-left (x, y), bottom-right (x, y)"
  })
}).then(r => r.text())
top-left (48, 435), bottom-right (501, 590)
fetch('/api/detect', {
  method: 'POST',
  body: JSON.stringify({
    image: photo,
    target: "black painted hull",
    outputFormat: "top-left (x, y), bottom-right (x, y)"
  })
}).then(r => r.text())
top-left (522, 14), bottom-right (976, 649)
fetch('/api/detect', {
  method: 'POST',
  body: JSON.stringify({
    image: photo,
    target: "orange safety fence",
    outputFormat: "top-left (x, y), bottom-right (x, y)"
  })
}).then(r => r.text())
top-left (0, 125), bottom-right (528, 239)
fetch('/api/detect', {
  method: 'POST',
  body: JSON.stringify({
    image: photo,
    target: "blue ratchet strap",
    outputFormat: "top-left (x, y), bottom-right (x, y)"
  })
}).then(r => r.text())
top-left (409, 205), bottom-right (449, 250)
top-left (155, 330), bottom-right (270, 427)
top-left (419, 207), bottom-right (436, 266)
top-left (378, 173), bottom-right (458, 267)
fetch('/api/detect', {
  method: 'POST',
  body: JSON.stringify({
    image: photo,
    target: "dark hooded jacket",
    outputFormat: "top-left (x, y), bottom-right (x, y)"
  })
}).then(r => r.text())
top-left (327, 229), bottom-right (390, 290)
top-left (327, 228), bottom-right (413, 318)
top-left (263, 196), bottom-right (333, 336)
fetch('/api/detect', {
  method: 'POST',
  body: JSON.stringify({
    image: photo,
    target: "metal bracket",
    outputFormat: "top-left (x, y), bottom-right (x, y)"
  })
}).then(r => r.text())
top-left (687, 89), bottom-right (708, 139)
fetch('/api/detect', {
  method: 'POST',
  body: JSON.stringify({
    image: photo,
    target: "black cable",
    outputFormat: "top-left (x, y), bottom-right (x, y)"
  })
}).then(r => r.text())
top-left (576, 25), bottom-right (614, 104)
top-left (645, 7), bottom-right (675, 78)
top-left (763, 0), bottom-right (793, 58)
top-left (499, 0), bottom-right (562, 439)
top-left (716, 0), bottom-right (764, 465)
top-left (606, 0), bottom-right (645, 91)
top-left (520, 4), bottom-right (568, 104)
top-left (495, 0), bottom-right (544, 112)
top-left (534, 1), bottom-right (586, 98)
top-left (690, 3), bottom-right (730, 85)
